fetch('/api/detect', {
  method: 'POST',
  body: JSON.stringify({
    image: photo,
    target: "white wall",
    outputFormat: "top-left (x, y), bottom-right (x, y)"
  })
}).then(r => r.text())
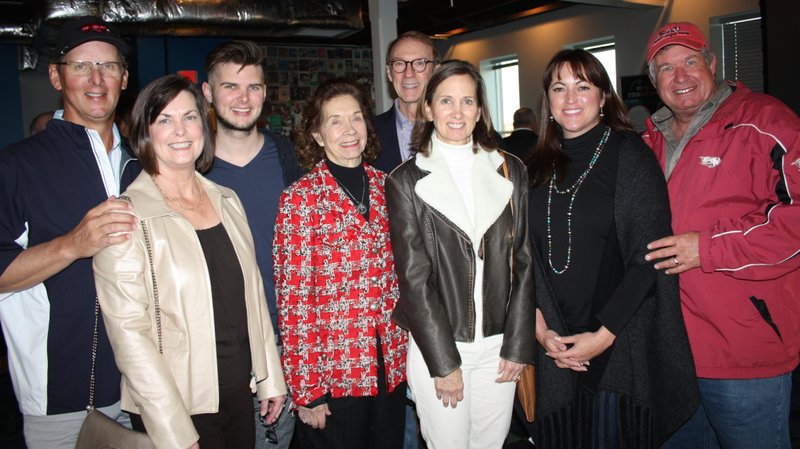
top-left (440, 0), bottom-right (759, 115)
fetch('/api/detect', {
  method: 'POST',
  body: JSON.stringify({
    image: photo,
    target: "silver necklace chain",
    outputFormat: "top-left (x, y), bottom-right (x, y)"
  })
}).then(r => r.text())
top-left (337, 173), bottom-right (368, 215)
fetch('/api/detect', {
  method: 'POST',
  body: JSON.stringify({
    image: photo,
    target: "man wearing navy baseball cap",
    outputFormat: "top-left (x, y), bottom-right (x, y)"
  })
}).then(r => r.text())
top-left (0, 15), bottom-right (140, 449)
top-left (642, 21), bottom-right (800, 449)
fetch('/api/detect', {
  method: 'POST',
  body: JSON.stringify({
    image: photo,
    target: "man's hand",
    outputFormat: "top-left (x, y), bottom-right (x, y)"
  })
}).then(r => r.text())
top-left (63, 196), bottom-right (136, 259)
top-left (434, 368), bottom-right (464, 408)
top-left (0, 196), bottom-right (136, 293)
top-left (645, 231), bottom-right (700, 275)
top-left (260, 394), bottom-right (286, 425)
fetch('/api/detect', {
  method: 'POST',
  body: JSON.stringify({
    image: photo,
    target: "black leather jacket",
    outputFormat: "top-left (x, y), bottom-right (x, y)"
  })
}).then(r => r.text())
top-left (386, 149), bottom-right (535, 377)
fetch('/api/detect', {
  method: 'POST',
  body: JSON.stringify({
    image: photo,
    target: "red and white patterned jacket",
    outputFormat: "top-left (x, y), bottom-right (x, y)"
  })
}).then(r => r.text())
top-left (273, 161), bottom-right (407, 407)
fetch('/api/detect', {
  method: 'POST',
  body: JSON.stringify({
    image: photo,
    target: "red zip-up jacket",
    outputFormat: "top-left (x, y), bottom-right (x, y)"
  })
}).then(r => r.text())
top-left (643, 82), bottom-right (800, 379)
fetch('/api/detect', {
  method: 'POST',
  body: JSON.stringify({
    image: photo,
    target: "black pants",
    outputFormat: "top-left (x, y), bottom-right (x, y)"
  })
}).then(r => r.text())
top-left (131, 383), bottom-right (255, 449)
top-left (296, 382), bottom-right (407, 449)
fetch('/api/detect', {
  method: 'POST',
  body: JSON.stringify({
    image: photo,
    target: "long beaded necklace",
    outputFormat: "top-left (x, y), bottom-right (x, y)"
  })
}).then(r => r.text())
top-left (337, 173), bottom-right (368, 215)
top-left (546, 126), bottom-right (611, 274)
top-left (152, 176), bottom-right (206, 212)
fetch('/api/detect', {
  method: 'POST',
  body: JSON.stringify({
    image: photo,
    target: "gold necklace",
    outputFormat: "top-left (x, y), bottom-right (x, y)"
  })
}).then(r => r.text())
top-left (152, 176), bottom-right (206, 212)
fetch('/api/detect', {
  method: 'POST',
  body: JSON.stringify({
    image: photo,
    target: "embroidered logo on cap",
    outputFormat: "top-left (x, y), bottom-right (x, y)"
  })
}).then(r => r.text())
top-left (81, 24), bottom-right (111, 34)
top-left (699, 156), bottom-right (721, 168)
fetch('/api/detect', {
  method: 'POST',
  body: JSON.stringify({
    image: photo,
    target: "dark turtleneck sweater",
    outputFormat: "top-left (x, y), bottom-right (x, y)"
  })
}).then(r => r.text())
top-left (326, 158), bottom-right (370, 220)
top-left (531, 123), bottom-right (656, 386)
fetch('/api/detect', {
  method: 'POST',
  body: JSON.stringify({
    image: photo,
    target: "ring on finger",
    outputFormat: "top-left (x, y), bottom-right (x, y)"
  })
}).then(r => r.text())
top-left (673, 257), bottom-right (679, 266)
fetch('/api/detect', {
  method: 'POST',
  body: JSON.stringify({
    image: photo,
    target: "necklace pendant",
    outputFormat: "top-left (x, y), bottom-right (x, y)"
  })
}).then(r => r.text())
top-left (356, 203), bottom-right (367, 214)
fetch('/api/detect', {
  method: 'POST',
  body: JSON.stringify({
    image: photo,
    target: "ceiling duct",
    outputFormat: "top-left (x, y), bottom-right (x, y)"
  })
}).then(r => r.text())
top-left (1, 0), bottom-right (364, 45)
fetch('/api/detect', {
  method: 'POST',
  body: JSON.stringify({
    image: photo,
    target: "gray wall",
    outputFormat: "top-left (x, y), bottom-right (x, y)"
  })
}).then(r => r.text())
top-left (439, 0), bottom-right (760, 116)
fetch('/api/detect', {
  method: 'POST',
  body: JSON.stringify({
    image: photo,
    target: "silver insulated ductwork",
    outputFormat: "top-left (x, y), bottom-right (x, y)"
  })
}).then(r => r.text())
top-left (2, 0), bottom-right (364, 42)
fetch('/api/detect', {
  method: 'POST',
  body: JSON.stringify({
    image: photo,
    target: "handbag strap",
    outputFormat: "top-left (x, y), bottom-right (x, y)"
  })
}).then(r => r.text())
top-left (140, 218), bottom-right (164, 355)
top-left (86, 198), bottom-right (164, 412)
top-left (87, 297), bottom-right (100, 411)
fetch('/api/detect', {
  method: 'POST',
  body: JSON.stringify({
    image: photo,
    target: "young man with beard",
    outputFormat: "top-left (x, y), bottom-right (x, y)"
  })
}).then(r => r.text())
top-left (202, 40), bottom-right (302, 449)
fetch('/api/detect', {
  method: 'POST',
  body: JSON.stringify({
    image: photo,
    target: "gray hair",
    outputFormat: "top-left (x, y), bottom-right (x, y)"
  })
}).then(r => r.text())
top-left (648, 46), bottom-right (714, 85)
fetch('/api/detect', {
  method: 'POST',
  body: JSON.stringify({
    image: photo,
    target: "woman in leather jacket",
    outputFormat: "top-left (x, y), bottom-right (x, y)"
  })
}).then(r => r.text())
top-left (385, 60), bottom-right (536, 449)
top-left (94, 75), bottom-right (287, 449)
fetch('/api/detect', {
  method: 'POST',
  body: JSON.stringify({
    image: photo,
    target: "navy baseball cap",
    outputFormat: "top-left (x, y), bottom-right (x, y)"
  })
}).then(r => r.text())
top-left (56, 16), bottom-right (131, 57)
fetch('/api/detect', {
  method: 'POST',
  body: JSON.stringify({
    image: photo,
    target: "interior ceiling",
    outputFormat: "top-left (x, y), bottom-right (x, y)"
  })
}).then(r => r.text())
top-left (0, 0), bottom-right (572, 47)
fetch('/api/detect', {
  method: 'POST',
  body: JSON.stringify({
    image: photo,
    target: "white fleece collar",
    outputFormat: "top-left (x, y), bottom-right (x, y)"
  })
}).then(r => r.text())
top-left (414, 137), bottom-right (512, 245)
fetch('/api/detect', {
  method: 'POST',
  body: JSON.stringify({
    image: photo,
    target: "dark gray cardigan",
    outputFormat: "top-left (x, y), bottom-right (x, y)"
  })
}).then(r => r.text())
top-left (533, 130), bottom-right (700, 448)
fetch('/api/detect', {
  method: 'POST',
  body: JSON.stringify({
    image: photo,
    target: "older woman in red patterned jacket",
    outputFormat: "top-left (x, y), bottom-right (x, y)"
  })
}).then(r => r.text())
top-left (273, 78), bottom-right (408, 449)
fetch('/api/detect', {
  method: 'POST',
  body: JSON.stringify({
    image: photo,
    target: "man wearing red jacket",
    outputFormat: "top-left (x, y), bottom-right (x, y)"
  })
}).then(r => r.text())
top-left (642, 22), bottom-right (800, 449)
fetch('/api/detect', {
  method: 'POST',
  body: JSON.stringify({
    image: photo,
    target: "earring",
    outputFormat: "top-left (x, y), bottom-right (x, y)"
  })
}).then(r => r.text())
top-left (599, 107), bottom-right (605, 118)
top-left (549, 116), bottom-right (554, 122)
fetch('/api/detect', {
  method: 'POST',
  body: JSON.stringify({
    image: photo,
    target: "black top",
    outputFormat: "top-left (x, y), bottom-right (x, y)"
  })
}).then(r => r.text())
top-left (531, 124), bottom-right (655, 384)
top-left (196, 223), bottom-right (251, 391)
top-left (326, 158), bottom-right (370, 219)
top-left (531, 127), bottom-right (699, 448)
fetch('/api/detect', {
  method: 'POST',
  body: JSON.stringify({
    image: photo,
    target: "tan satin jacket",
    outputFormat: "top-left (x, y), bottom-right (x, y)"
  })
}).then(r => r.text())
top-left (94, 172), bottom-right (286, 449)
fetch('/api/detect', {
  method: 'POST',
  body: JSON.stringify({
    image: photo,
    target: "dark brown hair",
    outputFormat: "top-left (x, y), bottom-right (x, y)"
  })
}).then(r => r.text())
top-left (130, 75), bottom-right (215, 175)
top-left (294, 78), bottom-right (379, 171)
top-left (530, 49), bottom-right (633, 187)
top-left (204, 40), bottom-right (264, 82)
top-left (411, 59), bottom-right (497, 156)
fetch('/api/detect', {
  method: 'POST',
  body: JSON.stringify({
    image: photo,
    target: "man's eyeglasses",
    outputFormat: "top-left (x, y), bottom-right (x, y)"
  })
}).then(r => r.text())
top-left (55, 61), bottom-right (126, 77)
top-left (388, 58), bottom-right (433, 74)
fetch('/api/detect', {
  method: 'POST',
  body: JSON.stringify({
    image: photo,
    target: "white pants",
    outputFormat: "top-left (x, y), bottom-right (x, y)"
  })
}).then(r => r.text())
top-left (408, 335), bottom-right (516, 449)
top-left (24, 401), bottom-right (130, 449)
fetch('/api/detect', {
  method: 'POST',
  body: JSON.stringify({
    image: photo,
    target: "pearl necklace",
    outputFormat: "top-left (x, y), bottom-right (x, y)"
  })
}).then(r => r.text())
top-left (546, 127), bottom-right (611, 274)
top-left (337, 173), bottom-right (368, 215)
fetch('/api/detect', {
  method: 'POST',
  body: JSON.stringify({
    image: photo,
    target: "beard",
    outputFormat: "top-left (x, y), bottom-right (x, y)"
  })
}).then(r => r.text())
top-left (216, 111), bottom-right (258, 133)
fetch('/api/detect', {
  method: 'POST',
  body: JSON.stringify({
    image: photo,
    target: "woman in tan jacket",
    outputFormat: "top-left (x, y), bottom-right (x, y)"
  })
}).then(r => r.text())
top-left (94, 75), bottom-right (286, 449)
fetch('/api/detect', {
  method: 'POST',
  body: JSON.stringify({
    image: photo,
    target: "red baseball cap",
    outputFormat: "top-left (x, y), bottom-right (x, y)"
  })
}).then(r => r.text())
top-left (646, 22), bottom-right (708, 63)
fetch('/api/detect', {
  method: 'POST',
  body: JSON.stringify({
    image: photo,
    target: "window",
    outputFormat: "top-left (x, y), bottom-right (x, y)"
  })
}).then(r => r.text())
top-left (583, 42), bottom-right (617, 92)
top-left (565, 37), bottom-right (618, 92)
top-left (480, 56), bottom-right (519, 136)
top-left (712, 14), bottom-right (763, 93)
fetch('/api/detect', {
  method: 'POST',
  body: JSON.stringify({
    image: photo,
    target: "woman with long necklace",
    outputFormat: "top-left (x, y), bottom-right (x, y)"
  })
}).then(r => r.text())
top-left (528, 50), bottom-right (699, 448)
top-left (273, 78), bottom-right (408, 449)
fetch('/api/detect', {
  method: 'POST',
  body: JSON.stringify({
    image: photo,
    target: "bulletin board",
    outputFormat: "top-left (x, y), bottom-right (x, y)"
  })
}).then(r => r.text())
top-left (261, 44), bottom-right (374, 136)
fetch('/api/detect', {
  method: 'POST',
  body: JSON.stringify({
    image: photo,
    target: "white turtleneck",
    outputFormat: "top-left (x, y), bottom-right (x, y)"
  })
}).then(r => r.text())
top-left (432, 132), bottom-right (484, 339)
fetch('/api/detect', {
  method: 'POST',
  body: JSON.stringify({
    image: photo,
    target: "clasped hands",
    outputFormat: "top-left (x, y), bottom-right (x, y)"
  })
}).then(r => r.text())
top-left (538, 326), bottom-right (616, 372)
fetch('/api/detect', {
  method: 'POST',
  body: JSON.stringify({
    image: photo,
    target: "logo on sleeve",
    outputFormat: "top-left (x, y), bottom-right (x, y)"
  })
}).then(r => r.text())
top-left (699, 156), bottom-right (721, 168)
top-left (793, 158), bottom-right (800, 171)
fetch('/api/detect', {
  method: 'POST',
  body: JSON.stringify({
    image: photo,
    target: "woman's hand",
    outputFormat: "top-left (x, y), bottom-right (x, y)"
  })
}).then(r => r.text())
top-left (434, 368), bottom-right (464, 408)
top-left (187, 443), bottom-right (199, 449)
top-left (297, 403), bottom-right (332, 430)
top-left (496, 358), bottom-right (525, 383)
top-left (548, 326), bottom-right (616, 372)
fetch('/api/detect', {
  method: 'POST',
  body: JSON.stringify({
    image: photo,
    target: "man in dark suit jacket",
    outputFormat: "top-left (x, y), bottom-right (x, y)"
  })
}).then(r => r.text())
top-left (503, 107), bottom-right (538, 162)
top-left (374, 32), bottom-right (439, 173)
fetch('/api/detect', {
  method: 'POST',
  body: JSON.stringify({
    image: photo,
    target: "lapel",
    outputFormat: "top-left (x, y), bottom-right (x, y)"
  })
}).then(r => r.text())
top-left (414, 140), bottom-right (512, 245)
top-left (316, 161), bottom-right (384, 237)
